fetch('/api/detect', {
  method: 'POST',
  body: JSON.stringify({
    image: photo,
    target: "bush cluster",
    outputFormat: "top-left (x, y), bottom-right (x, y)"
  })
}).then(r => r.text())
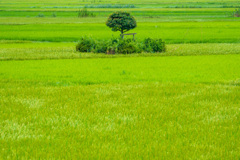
top-left (36, 13), bottom-right (45, 17)
top-left (233, 8), bottom-right (240, 17)
top-left (78, 7), bottom-right (96, 17)
top-left (84, 4), bottom-right (135, 8)
top-left (76, 37), bottom-right (166, 54)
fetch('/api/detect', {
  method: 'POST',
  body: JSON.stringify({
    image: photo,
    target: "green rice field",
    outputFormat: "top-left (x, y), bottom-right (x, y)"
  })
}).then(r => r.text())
top-left (0, 0), bottom-right (240, 159)
top-left (1, 22), bottom-right (240, 43)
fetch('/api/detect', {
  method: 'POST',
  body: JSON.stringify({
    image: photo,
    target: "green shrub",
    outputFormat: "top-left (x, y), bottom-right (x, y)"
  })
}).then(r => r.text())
top-left (233, 8), bottom-right (240, 17)
top-left (94, 40), bottom-right (111, 53)
top-left (85, 4), bottom-right (135, 8)
top-left (117, 39), bottom-right (141, 54)
top-left (78, 7), bottom-right (96, 17)
top-left (106, 38), bottom-right (120, 54)
top-left (143, 38), bottom-right (166, 53)
top-left (76, 37), bottom-right (95, 52)
top-left (76, 37), bottom-right (166, 54)
top-left (52, 12), bottom-right (57, 17)
top-left (36, 13), bottom-right (45, 17)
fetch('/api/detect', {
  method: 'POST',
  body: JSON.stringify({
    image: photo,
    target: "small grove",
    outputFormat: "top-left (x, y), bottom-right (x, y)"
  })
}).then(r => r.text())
top-left (76, 11), bottom-right (166, 54)
top-left (76, 37), bottom-right (166, 54)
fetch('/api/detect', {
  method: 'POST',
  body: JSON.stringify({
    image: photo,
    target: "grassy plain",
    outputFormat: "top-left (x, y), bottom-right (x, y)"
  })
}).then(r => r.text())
top-left (0, 41), bottom-right (240, 60)
top-left (1, 55), bottom-right (240, 159)
top-left (0, 0), bottom-right (240, 159)
top-left (1, 54), bottom-right (240, 84)
top-left (0, 9), bottom-right (236, 17)
top-left (1, 22), bottom-right (240, 43)
top-left (1, 0), bottom-right (239, 9)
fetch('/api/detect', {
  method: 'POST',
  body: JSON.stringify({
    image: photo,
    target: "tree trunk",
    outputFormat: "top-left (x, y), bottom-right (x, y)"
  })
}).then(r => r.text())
top-left (121, 30), bottom-right (124, 39)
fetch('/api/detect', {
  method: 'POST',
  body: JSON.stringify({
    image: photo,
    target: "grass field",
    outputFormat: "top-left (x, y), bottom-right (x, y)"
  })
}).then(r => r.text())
top-left (1, 0), bottom-right (239, 9)
top-left (1, 41), bottom-right (240, 60)
top-left (1, 55), bottom-right (240, 159)
top-left (0, 9), bottom-right (237, 17)
top-left (0, 82), bottom-right (239, 159)
top-left (0, 54), bottom-right (240, 84)
top-left (1, 22), bottom-right (240, 43)
top-left (0, 0), bottom-right (240, 159)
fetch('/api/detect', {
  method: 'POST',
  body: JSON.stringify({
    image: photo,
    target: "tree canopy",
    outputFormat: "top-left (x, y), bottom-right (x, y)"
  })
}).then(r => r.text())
top-left (106, 11), bottom-right (137, 37)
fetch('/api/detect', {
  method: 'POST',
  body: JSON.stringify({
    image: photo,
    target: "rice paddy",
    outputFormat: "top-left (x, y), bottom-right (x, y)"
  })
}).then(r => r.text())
top-left (0, 0), bottom-right (239, 159)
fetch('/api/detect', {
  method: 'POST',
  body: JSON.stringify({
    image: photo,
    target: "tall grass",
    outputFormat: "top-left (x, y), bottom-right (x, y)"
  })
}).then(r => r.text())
top-left (0, 54), bottom-right (239, 84)
top-left (0, 10), bottom-right (235, 18)
top-left (0, 42), bottom-right (239, 60)
top-left (1, 54), bottom-right (239, 159)
top-left (0, 22), bottom-right (240, 43)
top-left (0, 0), bottom-right (240, 159)
top-left (0, 81), bottom-right (239, 159)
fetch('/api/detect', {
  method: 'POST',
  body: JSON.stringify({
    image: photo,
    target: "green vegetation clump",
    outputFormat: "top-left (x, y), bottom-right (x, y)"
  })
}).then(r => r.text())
top-left (52, 12), bottom-right (57, 17)
top-left (106, 11), bottom-right (137, 37)
top-left (233, 8), bottom-right (240, 17)
top-left (76, 37), bottom-right (95, 52)
top-left (116, 39), bottom-right (142, 54)
top-left (76, 37), bottom-right (166, 54)
top-left (36, 13), bottom-right (45, 17)
top-left (94, 40), bottom-right (112, 53)
top-left (78, 7), bottom-right (96, 17)
top-left (143, 38), bottom-right (166, 53)
top-left (84, 4), bottom-right (136, 8)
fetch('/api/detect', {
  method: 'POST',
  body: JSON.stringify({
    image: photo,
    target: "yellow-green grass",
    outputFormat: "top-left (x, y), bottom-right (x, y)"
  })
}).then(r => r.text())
top-left (1, 21), bottom-right (240, 43)
top-left (0, 10), bottom-right (236, 23)
top-left (0, 0), bottom-right (239, 7)
top-left (0, 17), bottom-right (108, 25)
top-left (0, 0), bottom-right (240, 158)
top-left (1, 0), bottom-right (238, 5)
top-left (0, 8), bottom-right (237, 19)
top-left (0, 41), bottom-right (240, 60)
top-left (0, 55), bottom-right (239, 84)
top-left (1, 0), bottom-right (238, 3)
top-left (1, 16), bottom-right (239, 26)
top-left (1, 8), bottom-right (237, 12)
top-left (0, 54), bottom-right (240, 159)
top-left (0, 82), bottom-right (239, 159)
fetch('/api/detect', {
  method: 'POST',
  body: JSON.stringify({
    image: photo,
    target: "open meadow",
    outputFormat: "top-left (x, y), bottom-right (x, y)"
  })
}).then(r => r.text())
top-left (0, 0), bottom-right (240, 159)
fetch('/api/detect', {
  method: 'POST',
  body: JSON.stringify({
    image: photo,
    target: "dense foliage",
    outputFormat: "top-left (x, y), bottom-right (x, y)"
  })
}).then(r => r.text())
top-left (78, 7), bottom-right (96, 17)
top-left (233, 8), bottom-right (240, 17)
top-left (106, 11), bottom-right (137, 36)
top-left (143, 38), bottom-right (166, 53)
top-left (84, 4), bottom-right (135, 8)
top-left (76, 37), bottom-right (95, 52)
top-left (76, 37), bottom-right (166, 54)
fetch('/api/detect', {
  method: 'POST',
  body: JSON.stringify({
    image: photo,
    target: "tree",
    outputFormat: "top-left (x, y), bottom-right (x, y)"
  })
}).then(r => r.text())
top-left (106, 11), bottom-right (137, 38)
